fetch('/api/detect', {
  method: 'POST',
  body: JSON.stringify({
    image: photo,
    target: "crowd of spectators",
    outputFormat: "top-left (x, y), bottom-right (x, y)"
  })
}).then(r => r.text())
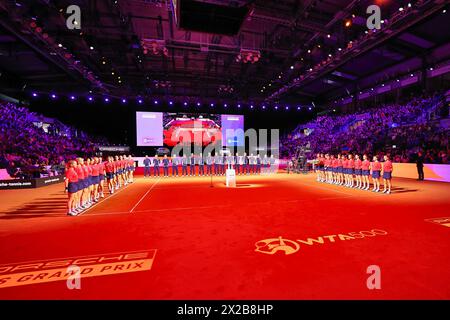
top-left (281, 94), bottom-right (449, 164)
top-left (0, 101), bottom-right (108, 178)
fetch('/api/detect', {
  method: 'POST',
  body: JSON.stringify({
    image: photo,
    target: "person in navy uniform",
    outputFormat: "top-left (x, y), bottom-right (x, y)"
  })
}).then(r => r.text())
top-left (198, 153), bottom-right (205, 176)
top-left (143, 155), bottom-right (151, 178)
top-left (226, 153), bottom-right (232, 170)
top-left (235, 153), bottom-right (240, 175)
top-left (256, 154), bottom-right (262, 174)
top-left (249, 153), bottom-right (255, 174)
top-left (189, 153), bottom-right (196, 176)
top-left (153, 155), bottom-right (160, 177)
top-left (269, 154), bottom-right (276, 173)
top-left (214, 153), bottom-right (220, 175)
top-left (181, 155), bottom-right (188, 176)
top-left (172, 155), bottom-right (179, 177)
top-left (162, 155), bottom-right (170, 177)
top-left (243, 152), bottom-right (249, 175)
top-left (206, 153), bottom-right (213, 176)
top-left (221, 154), bottom-right (227, 175)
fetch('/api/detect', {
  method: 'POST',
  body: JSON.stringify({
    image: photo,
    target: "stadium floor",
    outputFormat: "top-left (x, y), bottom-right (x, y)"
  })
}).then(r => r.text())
top-left (0, 173), bottom-right (449, 299)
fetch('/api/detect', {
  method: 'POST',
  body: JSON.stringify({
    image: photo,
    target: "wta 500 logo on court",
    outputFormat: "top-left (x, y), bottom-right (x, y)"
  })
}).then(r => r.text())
top-left (255, 229), bottom-right (387, 255)
top-left (0, 250), bottom-right (157, 289)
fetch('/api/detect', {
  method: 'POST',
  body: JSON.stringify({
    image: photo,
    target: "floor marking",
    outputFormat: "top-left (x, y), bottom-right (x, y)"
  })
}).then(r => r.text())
top-left (77, 182), bottom-right (134, 216)
top-left (295, 180), bottom-right (354, 196)
top-left (130, 178), bottom-right (161, 213)
top-left (0, 249), bottom-right (154, 266)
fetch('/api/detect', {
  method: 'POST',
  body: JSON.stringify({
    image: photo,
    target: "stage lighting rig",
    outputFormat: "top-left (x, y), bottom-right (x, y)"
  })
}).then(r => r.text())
top-left (235, 49), bottom-right (261, 64)
top-left (141, 39), bottom-right (169, 57)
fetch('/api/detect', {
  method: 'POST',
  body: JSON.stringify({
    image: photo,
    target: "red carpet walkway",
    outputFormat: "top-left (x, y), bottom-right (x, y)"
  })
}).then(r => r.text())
top-left (0, 173), bottom-right (449, 299)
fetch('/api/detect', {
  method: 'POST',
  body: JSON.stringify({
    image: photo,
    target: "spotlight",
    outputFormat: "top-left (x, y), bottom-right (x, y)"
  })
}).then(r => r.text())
top-left (169, 101), bottom-right (173, 105)
top-left (122, 99), bottom-right (127, 103)
top-left (184, 102), bottom-right (187, 106)
top-left (138, 99), bottom-right (143, 104)
top-left (104, 97), bottom-right (110, 103)
top-left (285, 106), bottom-right (289, 110)
top-left (327, 34), bottom-right (331, 38)
top-left (90, 46), bottom-right (94, 50)
top-left (237, 104), bottom-right (241, 108)
top-left (51, 94), bottom-right (57, 99)
top-left (210, 103), bottom-right (214, 107)
top-left (308, 107), bottom-right (312, 111)
top-left (58, 43), bottom-right (63, 48)
top-left (154, 100), bottom-right (158, 104)
top-left (197, 102), bottom-right (201, 106)
top-left (88, 96), bottom-right (93, 102)
top-left (224, 103), bottom-right (227, 107)
top-left (297, 106), bottom-right (300, 110)
top-left (410, 73), bottom-right (414, 77)
top-left (399, 7), bottom-right (403, 12)
top-left (32, 92), bottom-right (38, 97)
top-left (290, 65), bottom-right (294, 69)
top-left (70, 95), bottom-right (76, 100)
top-left (250, 105), bottom-right (254, 109)
top-left (275, 106), bottom-right (278, 110)
top-left (262, 105), bottom-right (266, 109)
top-left (344, 19), bottom-right (352, 28)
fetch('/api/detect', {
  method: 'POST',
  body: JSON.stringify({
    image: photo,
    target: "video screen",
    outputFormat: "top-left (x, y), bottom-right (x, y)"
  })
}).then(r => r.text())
top-left (136, 112), bottom-right (244, 147)
top-left (136, 112), bottom-right (164, 146)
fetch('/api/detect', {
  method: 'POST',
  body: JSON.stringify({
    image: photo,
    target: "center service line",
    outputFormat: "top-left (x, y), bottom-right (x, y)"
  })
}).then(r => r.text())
top-left (129, 177), bottom-right (161, 213)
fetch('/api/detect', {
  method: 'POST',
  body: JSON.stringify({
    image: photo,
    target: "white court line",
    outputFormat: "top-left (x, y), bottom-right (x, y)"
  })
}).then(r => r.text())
top-left (295, 180), bottom-right (355, 196)
top-left (77, 181), bottom-right (134, 216)
top-left (129, 177), bottom-right (161, 213)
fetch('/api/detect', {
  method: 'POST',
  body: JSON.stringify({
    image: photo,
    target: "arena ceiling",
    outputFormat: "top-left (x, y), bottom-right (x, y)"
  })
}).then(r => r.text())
top-left (0, 0), bottom-right (449, 105)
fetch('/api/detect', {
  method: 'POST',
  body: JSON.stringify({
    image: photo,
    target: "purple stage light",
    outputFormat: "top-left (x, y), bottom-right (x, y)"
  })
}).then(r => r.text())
top-left (154, 100), bottom-right (158, 104)
top-left (210, 103), bottom-right (214, 107)
top-left (196, 102), bottom-right (200, 106)
top-left (70, 96), bottom-right (76, 100)
top-left (138, 99), bottom-right (143, 104)
top-left (237, 104), bottom-right (241, 108)
top-left (297, 106), bottom-right (301, 110)
top-left (122, 99), bottom-right (127, 103)
top-left (104, 97), bottom-right (110, 102)
top-left (308, 107), bottom-right (312, 111)
top-left (250, 105), bottom-right (254, 109)
top-left (275, 106), bottom-right (278, 110)
top-left (51, 94), bottom-right (57, 99)
top-left (169, 101), bottom-right (173, 105)
top-left (184, 102), bottom-right (188, 106)
top-left (262, 105), bottom-right (266, 109)
top-left (32, 93), bottom-right (38, 97)
top-left (88, 96), bottom-right (93, 102)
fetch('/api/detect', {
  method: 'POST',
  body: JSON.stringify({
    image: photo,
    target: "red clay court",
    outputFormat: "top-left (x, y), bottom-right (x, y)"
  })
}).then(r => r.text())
top-left (0, 172), bottom-right (449, 299)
